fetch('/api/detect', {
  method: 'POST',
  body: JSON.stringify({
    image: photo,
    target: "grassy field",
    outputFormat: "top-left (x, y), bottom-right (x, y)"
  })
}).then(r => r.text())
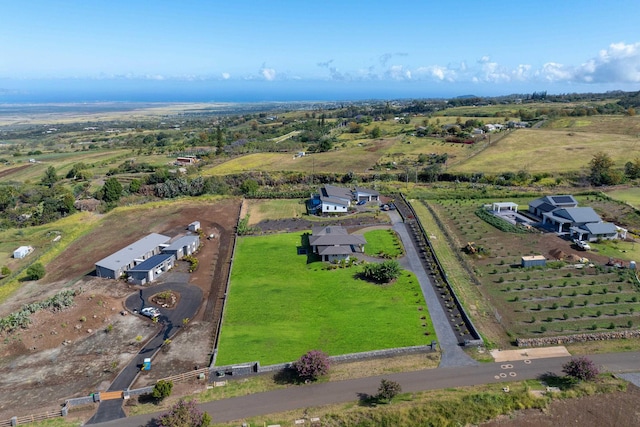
top-left (215, 232), bottom-right (434, 365)
top-left (449, 129), bottom-right (639, 174)
top-left (606, 187), bottom-right (640, 209)
top-left (0, 212), bottom-right (100, 303)
top-left (363, 229), bottom-right (404, 258)
top-left (245, 199), bottom-right (308, 225)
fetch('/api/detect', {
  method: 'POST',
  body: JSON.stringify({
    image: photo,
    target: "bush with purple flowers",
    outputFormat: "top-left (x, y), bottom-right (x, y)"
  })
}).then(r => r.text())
top-left (562, 356), bottom-right (599, 382)
top-left (292, 349), bottom-right (330, 382)
top-left (158, 399), bottom-right (211, 427)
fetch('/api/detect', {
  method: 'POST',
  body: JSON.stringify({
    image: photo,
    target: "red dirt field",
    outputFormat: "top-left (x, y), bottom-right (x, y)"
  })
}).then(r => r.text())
top-left (483, 384), bottom-right (640, 427)
top-left (0, 198), bottom-right (241, 420)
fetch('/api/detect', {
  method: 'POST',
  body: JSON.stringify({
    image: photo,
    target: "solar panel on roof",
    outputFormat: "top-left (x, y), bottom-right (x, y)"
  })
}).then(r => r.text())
top-left (551, 196), bottom-right (574, 204)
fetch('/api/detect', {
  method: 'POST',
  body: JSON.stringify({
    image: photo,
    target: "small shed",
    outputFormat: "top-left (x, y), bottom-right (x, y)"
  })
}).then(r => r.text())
top-left (13, 246), bottom-right (33, 259)
top-left (521, 255), bottom-right (546, 268)
top-left (188, 221), bottom-right (200, 232)
top-left (492, 202), bottom-right (518, 212)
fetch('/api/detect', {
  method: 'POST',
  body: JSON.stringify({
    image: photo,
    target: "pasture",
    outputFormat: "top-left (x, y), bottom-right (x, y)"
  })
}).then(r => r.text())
top-left (245, 198), bottom-right (308, 225)
top-left (606, 187), bottom-right (640, 209)
top-left (215, 232), bottom-right (434, 366)
top-left (449, 128), bottom-right (638, 174)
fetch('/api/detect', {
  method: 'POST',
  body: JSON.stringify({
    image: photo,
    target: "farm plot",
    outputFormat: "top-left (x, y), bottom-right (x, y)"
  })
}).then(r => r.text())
top-left (421, 198), bottom-right (640, 342)
top-left (215, 232), bottom-right (434, 366)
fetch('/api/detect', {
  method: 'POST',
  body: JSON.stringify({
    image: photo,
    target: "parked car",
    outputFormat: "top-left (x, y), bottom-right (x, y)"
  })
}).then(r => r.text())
top-left (574, 239), bottom-right (591, 251)
top-left (141, 307), bottom-right (160, 318)
top-left (356, 200), bottom-right (367, 205)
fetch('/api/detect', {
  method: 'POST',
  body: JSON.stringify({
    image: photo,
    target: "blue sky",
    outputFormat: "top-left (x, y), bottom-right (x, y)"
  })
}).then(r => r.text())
top-left (1, 0), bottom-right (640, 101)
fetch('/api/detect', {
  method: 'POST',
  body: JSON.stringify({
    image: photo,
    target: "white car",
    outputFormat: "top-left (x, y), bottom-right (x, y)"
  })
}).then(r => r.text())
top-left (575, 240), bottom-right (591, 251)
top-left (140, 307), bottom-right (160, 318)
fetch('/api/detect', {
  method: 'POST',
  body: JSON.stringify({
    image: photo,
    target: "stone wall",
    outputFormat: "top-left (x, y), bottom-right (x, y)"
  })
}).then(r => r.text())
top-left (516, 330), bottom-right (640, 347)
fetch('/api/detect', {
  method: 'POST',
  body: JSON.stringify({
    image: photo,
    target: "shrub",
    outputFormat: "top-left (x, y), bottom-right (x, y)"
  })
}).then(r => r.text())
top-left (361, 260), bottom-right (401, 283)
top-left (292, 350), bottom-right (330, 382)
top-left (158, 399), bottom-right (211, 427)
top-left (25, 263), bottom-right (45, 280)
top-left (562, 356), bottom-right (599, 382)
top-left (152, 380), bottom-right (174, 401)
top-left (377, 378), bottom-right (402, 402)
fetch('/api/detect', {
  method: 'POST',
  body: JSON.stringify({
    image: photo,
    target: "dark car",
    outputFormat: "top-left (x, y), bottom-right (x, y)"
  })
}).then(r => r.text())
top-left (356, 200), bottom-right (367, 205)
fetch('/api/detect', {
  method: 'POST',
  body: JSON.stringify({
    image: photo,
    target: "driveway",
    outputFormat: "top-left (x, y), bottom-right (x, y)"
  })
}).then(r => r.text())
top-left (87, 279), bottom-right (203, 424)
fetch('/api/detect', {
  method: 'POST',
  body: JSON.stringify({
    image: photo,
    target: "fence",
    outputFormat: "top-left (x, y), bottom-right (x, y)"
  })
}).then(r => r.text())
top-left (398, 194), bottom-right (482, 345)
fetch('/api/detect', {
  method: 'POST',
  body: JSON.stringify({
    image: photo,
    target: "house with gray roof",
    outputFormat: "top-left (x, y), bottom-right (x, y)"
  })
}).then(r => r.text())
top-left (161, 234), bottom-right (200, 259)
top-left (529, 195), bottom-right (578, 217)
top-left (309, 226), bottom-right (366, 262)
top-left (529, 195), bottom-right (622, 241)
top-left (95, 233), bottom-right (171, 279)
top-left (310, 185), bottom-right (379, 214)
top-left (126, 253), bottom-right (176, 285)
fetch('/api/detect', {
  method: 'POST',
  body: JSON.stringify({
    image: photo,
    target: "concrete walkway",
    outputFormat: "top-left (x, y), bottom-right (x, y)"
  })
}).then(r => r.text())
top-left (387, 210), bottom-right (477, 367)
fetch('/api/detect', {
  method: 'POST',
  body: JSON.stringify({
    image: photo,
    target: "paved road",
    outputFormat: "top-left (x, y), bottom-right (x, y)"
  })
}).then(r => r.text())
top-left (93, 351), bottom-right (640, 427)
top-left (87, 281), bottom-right (203, 424)
top-left (387, 210), bottom-right (477, 367)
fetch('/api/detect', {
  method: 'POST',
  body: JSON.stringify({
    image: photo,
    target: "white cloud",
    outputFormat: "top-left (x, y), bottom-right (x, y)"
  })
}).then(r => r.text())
top-left (221, 72), bottom-right (230, 80)
top-left (261, 67), bottom-right (276, 81)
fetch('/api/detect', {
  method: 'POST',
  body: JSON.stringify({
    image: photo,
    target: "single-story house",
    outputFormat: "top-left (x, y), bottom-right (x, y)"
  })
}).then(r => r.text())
top-left (313, 185), bottom-right (353, 213)
top-left (529, 195), bottom-right (578, 218)
top-left (13, 246), bottom-right (33, 259)
top-left (570, 222), bottom-right (619, 242)
top-left (126, 253), bottom-right (175, 285)
top-left (354, 187), bottom-right (380, 202)
top-left (95, 233), bottom-right (171, 279)
top-left (309, 226), bottom-right (366, 262)
top-left (542, 207), bottom-right (602, 233)
top-left (161, 235), bottom-right (200, 259)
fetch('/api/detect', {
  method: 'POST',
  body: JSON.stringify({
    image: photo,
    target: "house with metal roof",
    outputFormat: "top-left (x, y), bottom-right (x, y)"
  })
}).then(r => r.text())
top-left (542, 207), bottom-right (602, 233)
top-left (570, 222), bottom-right (619, 242)
top-left (95, 233), bottom-right (171, 279)
top-left (528, 195), bottom-right (578, 217)
top-left (161, 235), bottom-right (200, 259)
top-left (126, 253), bottom-right (176, 285)
top-left (354, 187), bottom-right (380, 202)
top-left (309, 226), bottom-right (366, 262)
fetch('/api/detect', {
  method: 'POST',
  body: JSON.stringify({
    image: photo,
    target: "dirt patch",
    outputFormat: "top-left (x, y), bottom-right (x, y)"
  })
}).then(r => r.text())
top-left (0, 198), bottom-right (241, 420)
top-left (0, 164), bottom-right (32, 179)
top-left (482, 383), bottom-right (640, 427)
top-left (490, 346), bottom-right (570, 362)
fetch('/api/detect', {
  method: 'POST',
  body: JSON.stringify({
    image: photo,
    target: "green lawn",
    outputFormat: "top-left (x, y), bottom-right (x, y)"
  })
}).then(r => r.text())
top-left (363, 229), bottom-right (404, 258)
top-left (606, 187), bottom-right (640, 209)
top-left (216, 232), bottom-right (433, 366)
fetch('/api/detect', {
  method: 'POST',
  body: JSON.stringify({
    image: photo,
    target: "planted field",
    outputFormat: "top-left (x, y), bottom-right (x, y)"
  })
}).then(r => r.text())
top-left (417, 197), bottom-right (640, 342)
top-left (449, 129), bottom-right (638, 174)
top-left (216, 232), bottom-right (433, 365)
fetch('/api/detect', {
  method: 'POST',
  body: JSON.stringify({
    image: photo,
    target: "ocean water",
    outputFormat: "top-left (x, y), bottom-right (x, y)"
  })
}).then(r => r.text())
top-left (0, 79), bottom-right (455, 104)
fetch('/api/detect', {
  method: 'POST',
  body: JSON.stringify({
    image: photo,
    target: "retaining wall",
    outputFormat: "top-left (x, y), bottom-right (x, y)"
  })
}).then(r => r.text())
top-left (517, 330), bottom-right (640, 347)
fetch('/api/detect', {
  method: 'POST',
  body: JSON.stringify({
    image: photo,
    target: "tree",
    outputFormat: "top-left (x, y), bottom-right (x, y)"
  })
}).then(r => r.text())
top-left (158, 399), bottom-right (211, 427)
top-left (41, 166), bottom-right (59, 187)
top-left (377, 378), bottom-right (402, 402)
top-left (152, 380), bottom-right (174, 401)
top-left (239, 179), bottom-right (259, 195)
top-left (361, 260), bottom-right (402, 283)
top-left (1, 266), bottom-right (10, 276)
top-left (25, 263), bottom-right (45, 280)
top-left (292, 350), bottom-right (330, 382)
top-left (624, 158), bottom-right (640, 179)
top-left (589, 152), bottom-right (622, 186)
top-left (100, 177), bottom-right (123, 203)
top-left (369, 126), bottom-right (382, 139)
top-left (562, 356), bottom-right (599, 382)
